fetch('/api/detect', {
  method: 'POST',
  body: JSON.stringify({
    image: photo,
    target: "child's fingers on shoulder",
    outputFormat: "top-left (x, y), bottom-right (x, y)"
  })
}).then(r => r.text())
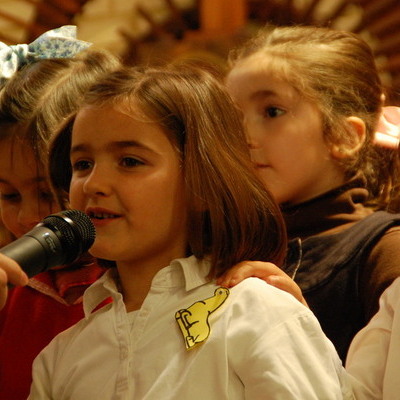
top-left (265, 275), bottom-right (306, 305)
top-left (217, 261), bottom-right (282, 287)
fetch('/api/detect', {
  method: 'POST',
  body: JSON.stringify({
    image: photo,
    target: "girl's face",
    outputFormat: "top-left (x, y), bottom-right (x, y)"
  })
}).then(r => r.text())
top-left (69, 105), bottom-right (188, 271)
top-left (226, 55), bottom-right (346, 205)
top-left (0, 137), bottom-right (59, 238)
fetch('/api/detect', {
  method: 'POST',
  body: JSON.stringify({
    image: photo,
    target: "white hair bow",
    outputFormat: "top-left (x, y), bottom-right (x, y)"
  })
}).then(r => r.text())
top-left (0, 25), bottom-right (91, 84)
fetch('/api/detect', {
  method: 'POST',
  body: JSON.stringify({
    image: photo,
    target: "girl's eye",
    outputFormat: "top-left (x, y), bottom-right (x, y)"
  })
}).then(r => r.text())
top-left (72, 160), bottom-right (92, 171)
top-left (39, 191), bottom-right (54, 202)
top-left (0, 192), bottom-right (20, 203)
top-left (264, 106), bottom-right (286, 118)
top-left (120, 157), bottom-right (144, 168)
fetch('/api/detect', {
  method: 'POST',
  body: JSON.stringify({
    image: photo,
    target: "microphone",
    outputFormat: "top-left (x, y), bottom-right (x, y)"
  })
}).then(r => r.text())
top-left (0, 210), bottom-right (96, 278)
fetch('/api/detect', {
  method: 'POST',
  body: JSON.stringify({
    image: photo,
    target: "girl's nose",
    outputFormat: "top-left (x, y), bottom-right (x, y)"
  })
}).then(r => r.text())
top-left (247, 138), bottom-right (259, 150)
top-left (82, 166), bottom-right (110, 197)
top-left (244, 118), bottom-right (261, 150)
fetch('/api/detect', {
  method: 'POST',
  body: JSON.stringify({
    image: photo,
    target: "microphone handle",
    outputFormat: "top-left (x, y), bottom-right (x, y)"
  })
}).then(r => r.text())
top-left (0, 226), bottom-right (65, 278)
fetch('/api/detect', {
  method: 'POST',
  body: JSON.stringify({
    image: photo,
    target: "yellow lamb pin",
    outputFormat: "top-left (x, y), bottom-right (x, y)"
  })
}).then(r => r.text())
top-left (175, 287), bottom-right (230, 350)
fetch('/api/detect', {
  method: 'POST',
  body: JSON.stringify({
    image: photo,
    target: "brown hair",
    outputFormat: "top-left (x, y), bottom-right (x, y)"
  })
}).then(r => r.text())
top-left (228, 25), bottom-right (400, 209)
top-left (0, 48), bottom-right (121, 207)
top-left (0, 49), bottom-right (121, 167)
top-left (49, 62), bottom-right (287, 276)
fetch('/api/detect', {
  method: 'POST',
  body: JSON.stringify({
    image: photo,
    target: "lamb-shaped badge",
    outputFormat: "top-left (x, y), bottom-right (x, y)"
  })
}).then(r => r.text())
top-left (175, 287), bottom-right (230, 350)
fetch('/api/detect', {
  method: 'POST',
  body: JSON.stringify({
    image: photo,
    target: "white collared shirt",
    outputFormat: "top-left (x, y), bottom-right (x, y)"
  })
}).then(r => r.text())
top-left (29, 256), bottom-right (353, 399)
top-left (347, 277), bottom-right (400, 400)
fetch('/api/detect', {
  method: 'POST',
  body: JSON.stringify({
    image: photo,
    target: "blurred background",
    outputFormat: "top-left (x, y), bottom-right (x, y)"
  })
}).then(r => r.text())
top-left (0, 0), bottom-right (399, 104)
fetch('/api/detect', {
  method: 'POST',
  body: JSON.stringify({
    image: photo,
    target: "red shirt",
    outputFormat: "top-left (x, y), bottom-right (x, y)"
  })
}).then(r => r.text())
top-left (0, 262), bottom-right (108, 400)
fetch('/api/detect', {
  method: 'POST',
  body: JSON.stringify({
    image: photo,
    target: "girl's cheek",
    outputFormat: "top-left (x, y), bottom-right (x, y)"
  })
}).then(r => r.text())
top-left (50, 202), bottom-right (62, 214)
top-left (69, 182), bottom-right (83, 209)
top-left (69, 193), bottom-right (80, 209)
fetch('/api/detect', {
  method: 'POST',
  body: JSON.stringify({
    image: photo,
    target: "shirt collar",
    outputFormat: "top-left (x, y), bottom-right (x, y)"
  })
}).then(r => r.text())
top-left (83, 268), bottom-right (121, 317)
top-left (82, 256), bottom-right (212, 317)
top-left (171, 255), bottom-right (211, 291)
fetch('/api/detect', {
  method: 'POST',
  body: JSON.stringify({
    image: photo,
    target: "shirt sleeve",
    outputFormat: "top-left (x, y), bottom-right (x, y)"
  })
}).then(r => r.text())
top-left (28, 341), bottom-right (55, 400)
top-left (346, 277), bottom-right (400, 400)
top-left (228, 278), bottom-right (354, 400)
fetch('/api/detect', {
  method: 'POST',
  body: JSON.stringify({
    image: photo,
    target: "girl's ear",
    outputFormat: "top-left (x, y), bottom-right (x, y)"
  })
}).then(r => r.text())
top-left (331, 116), bottom-right (366, 159)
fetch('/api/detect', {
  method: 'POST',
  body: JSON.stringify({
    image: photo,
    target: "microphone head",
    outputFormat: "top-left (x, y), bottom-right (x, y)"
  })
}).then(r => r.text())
top-left (40, 210), bottom-right (96, 263)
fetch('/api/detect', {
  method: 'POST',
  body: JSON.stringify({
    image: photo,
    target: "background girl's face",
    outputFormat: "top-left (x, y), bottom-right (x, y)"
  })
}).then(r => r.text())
top-left (69, 104), bottom-right (188, 270)
top-left (0, 137), bottom-right (59, 238)
top-left (226, 54), bottom-right (347, 205)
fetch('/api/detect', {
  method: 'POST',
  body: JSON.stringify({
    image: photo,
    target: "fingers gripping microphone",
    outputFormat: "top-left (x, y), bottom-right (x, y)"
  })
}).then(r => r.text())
top-left (0, 210), bottom-right (96, 278)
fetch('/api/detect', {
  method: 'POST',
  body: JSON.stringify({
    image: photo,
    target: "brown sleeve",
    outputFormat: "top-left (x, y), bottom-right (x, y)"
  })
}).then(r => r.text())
top-left (360, 226), bottom-right (400, 321)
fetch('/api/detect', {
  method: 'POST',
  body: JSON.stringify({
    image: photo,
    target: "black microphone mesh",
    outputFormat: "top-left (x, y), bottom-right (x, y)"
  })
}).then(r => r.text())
top-left (41, 210), bottom-right (96, 261)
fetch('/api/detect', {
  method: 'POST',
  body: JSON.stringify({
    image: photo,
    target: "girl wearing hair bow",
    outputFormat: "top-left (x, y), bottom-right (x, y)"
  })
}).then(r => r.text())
top-left (0, 26), bottom-right (120, 399)
top-left (222, 24), bottom-right (400, 364)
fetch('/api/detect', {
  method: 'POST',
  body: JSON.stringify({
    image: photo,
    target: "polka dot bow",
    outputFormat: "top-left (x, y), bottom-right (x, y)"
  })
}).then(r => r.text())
top-left (0, 25), bottom-right (91, 84)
